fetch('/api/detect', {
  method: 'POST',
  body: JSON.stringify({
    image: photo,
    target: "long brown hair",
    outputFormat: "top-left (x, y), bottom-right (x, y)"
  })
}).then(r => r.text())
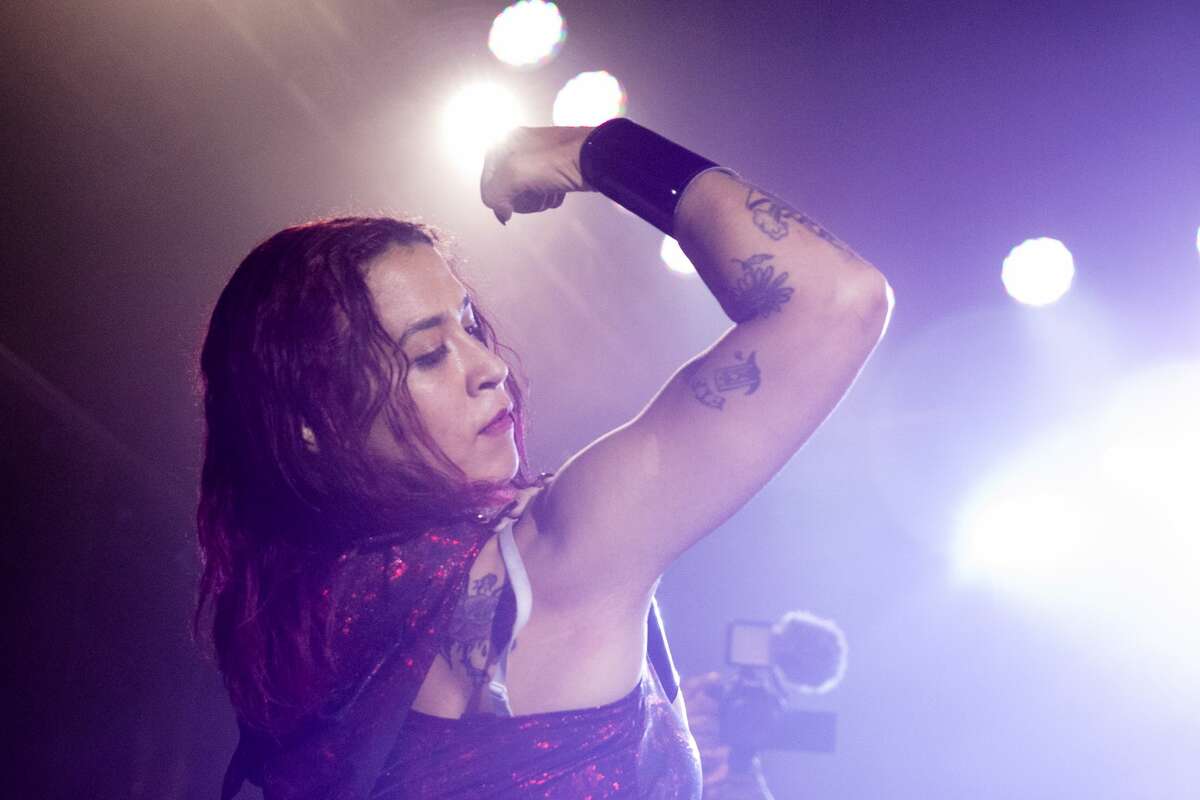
top-left (194, 217), bottom-right (538, 733)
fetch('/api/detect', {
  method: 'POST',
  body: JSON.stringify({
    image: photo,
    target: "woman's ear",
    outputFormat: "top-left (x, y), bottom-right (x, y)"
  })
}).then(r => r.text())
top-left (300, 421), bottom-right (320, 453)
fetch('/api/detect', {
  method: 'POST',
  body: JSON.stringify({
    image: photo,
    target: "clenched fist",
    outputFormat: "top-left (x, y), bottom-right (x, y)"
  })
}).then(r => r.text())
top-left (480, 126), bottom-right (594, 225)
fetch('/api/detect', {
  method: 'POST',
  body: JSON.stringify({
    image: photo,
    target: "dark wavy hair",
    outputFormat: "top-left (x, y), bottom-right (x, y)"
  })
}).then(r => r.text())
top-left (194, 216), bottom-right (539, 733)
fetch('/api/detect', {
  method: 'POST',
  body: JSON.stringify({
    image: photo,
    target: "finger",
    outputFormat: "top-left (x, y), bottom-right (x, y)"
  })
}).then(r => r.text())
top-left (703, 765), bottom-right (730, 785)
top-left (482, 183), bottom-right (511, 226)
top-left (682, 672), bottom-right (721, 691)
top-left (512, 189), bottom-right (546, 214)
top-left (685, 672), bottom-right (724, 702)
top-left (480, 149), bottom-right (500, 207)
top-left (548, 191), bottom-right (565, 209)
top-left (480, 145), bottom-right (514, 224)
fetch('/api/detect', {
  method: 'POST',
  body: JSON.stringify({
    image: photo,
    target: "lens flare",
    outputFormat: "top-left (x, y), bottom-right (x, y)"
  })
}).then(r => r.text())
top-left (441, 82), bottom-right (524, 175)
top-left (552, 70), bottom-right (627, 126)
top-left (488, 1), bottom-right (566, 68)
top-left (954, 362), bottom-right (1200, 691)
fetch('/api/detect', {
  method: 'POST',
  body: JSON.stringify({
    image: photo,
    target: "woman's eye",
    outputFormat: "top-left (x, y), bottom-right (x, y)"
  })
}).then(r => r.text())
top-left (412, 325), bottom-right (484, 369)
top-left (414, 345), bottom-right (447, 368)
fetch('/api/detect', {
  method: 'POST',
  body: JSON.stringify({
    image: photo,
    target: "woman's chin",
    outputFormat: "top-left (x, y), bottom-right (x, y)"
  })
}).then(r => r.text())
top-left (464, 456), bottom-right (520, 487)
top-left (482, 463), bottom-right (520, 487)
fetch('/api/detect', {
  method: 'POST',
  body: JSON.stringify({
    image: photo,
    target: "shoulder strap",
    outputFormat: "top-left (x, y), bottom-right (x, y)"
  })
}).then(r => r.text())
top-left (477, 522), bottom-right (535, 714)
top-left (473, 519), bottom-right (533, 716)
top-left (646, 596), bottom-right (680, 703)
top-left (497, 520), bottom-right (532, 639)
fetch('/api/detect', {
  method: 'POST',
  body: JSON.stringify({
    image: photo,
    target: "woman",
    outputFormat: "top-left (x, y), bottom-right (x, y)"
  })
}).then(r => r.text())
top-left (197, 120), bottom-right (892, 799)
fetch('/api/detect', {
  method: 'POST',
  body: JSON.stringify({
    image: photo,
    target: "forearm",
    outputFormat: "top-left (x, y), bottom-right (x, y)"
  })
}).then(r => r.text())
top-left (482, 121), bottom-right (889, 335)
top-left (674, 168), bottom-right (889, 331)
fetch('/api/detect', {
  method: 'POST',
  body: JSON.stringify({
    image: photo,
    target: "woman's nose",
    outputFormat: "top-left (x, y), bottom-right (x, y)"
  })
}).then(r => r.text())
top-left (470, 340), bottom-right (509, 394)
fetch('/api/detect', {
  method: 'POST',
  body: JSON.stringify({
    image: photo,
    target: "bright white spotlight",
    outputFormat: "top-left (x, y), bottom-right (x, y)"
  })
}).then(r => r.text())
top-left (953, 361), bottom-right (1200, 693)
top-left (955, 362), bottom-right (1200, 591)
top-left (441, 82), bottom-right (524, 175)
top-left (1001, 237), bottom-right (1075, 306)
top-left (660, 235), bottom-right (695, 276)
top-left (552, 70), bottom-right (627, 126)
top-left (488, 1), bottom-right (565, 68)
top-left (954, 486), bottom-right (1088, 582)
top-left (1100, 362), bottom-right (1200, 513)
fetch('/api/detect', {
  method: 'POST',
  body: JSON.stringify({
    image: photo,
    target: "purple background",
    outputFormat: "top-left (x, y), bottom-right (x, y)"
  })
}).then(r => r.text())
top-left (3, 1), bottom-right (1198, 797)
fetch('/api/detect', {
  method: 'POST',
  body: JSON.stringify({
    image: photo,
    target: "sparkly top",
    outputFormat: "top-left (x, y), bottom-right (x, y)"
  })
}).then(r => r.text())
top-left (220, 501), bottom-right (702, 800)
top-left (374, 515), bottom-right (702, 799)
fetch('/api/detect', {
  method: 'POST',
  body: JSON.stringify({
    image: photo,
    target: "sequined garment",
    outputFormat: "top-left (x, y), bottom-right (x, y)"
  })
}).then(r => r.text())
top-left (375, 532), bottom-right (702, 800)
top-left (376, 663), bottom-right (700, 798)
top-left (221, 522), bottom-right (702, 800)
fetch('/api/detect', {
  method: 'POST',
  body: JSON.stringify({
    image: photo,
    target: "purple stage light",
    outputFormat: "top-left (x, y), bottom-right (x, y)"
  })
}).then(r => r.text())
top-left (954, 361), bottom-right (1200, 694)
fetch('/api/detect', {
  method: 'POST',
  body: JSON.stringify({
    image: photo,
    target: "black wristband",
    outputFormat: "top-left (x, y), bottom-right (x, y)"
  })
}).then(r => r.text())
top-left (580, 118), bottom-right (725, 236)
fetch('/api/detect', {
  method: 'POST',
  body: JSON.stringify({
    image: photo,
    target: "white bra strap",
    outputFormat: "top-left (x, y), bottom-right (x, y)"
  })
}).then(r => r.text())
top-left (498, 520), bottom-right (532, 638)
top-left (480, 518), bottom-right (532, 716)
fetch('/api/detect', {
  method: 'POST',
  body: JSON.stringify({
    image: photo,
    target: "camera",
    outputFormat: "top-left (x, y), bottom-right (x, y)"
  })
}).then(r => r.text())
top-left (716, 611), bottom-right (845, 768)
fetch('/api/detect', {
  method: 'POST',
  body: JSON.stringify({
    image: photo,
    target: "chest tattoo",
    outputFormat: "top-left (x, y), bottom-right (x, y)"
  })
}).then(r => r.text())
top-left (440, 572), bottom-right (505, 692)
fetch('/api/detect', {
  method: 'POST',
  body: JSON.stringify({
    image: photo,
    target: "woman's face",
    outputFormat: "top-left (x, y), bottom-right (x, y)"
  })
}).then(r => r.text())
top-left (363, 243), bottom-right (518, 485)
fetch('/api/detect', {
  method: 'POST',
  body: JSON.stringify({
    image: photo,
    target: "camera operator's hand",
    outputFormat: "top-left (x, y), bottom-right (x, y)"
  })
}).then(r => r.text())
top-left (681, 672), bottom-right (776, 800)
top-left (480, 126), bottom-right (593, 224)
top-left (681, 672), bottom-right (732, 786)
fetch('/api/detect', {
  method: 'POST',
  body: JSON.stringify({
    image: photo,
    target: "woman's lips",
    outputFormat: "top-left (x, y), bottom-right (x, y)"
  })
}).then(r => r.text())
top-left (480, 409), bottom-right (513, 435)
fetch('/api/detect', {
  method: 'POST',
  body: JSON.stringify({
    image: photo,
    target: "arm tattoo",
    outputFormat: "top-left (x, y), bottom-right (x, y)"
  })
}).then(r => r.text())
top-left (685, 350), bottom-right (761, 411)
top-left (728, 253), bottom-right (794, 322)
top-left (440, 573), bottom-right (504, 692)
top-left (745, 187), bottom-right (857, 257)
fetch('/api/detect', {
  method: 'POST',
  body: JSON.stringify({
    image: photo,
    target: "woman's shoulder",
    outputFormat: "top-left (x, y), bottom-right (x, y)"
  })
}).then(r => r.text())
top-left (326, 474), bottom-right (555, 616)
top-left (500, 471), bottom-right (553, 539)
top-left (503, 479), bottom-right (551, 523)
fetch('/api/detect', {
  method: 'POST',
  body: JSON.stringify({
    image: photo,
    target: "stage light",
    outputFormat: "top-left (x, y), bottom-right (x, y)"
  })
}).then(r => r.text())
top-left (1100, 362), bottom-right (1200, 518)
top-left (441, 82), bottom-right (525, 175)
top-left (552, 70), bottom-right (627, 126)
top-left (954, 483), bottom-right (1088, 582)
top-left (488, 1), bottom-right (565, 68)
top-left (953, 361), bottom-right (1200, 691)
top-left (954, 363), bottom-right (1200, 589)
top-left (660, 234), bottom-right (695, 276)
top-left (1000, 237), bottom-right (1075, 306)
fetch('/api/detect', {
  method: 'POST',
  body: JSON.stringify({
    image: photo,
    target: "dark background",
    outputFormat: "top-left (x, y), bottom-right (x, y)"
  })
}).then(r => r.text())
top-left (4, 1), bottom-right (1198, 797)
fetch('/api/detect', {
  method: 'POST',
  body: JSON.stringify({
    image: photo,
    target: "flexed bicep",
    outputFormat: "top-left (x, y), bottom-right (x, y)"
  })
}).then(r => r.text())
top-left (502, 124), bottom-right (893, 614)
top-left (526, 274), bottom-right (889, 612)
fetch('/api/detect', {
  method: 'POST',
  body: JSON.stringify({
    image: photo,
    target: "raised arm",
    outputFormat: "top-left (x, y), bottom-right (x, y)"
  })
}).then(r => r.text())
top-left (481, 122), bottom-right (893, 616)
